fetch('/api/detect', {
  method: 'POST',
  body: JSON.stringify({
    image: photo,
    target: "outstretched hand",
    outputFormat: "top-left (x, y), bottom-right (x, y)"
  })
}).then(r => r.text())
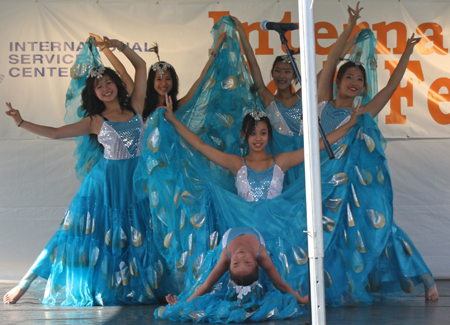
top-left (5, 102), bottom-right (23, 126)
top-left (166, 294), bottom-right (178, 306)
top-left (162, 94), bottom-right (175, 120)
top-left (230, 16), bottom-right (244, 31)
top-left (89, 32), bottom-right (103, 44)
top-left (348, 98), bottom-right (363, 126)
top-left (405, 33), bottom-right (421, 54)
top-left (348, 2), bottom-right (363, 25)
top-left (90, 35), bottom-right (120, 50)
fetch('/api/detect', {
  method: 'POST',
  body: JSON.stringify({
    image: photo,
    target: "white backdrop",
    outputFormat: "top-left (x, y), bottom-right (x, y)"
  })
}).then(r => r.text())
top-left (1, 0), bottom-right (449, 281)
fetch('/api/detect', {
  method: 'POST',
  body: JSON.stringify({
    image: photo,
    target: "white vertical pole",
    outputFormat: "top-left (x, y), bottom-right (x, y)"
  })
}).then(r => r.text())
top-left (297, 0), bottom-right (326, 324)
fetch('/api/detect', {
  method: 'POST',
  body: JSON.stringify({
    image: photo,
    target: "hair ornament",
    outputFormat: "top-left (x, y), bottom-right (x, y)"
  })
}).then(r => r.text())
top-left (152, 62), bottom-right (173, 77)
top-left (281, 55), bottom-right (291, 64)
top-left (340, 48), bottom-right (377, 71)
top-left (88, 66), bottom-right (106, 79)
top-left (229, 279), bottom-right (262, 300)
top-left (149, 42), bottom-right (173, 77)
top-left (248, 110), bottom-right (268, 121)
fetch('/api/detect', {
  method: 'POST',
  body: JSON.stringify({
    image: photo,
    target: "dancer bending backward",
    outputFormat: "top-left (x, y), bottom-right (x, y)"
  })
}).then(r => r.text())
top-left (142, 33), bottom-right (227, 120)
top-left (155, 96), bottom-right (360, 320)
top-left (3, 37), bottom-right (155, 305)
top-left (317, 13), bottom-right (439, 299)
top-left (166, 227), bottom-right (309, 306)
top-left (231, 7), bottom-right (359, 136)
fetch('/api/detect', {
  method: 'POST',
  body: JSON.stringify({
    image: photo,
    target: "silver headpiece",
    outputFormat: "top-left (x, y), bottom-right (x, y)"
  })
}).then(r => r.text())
top-left (151, 62), bottom-right (173, 77)
top-left (281, 55), bottom-right (291, 64)
top-left (248, 110), bottom-right (268, 121)
top-left (88, 66), bottom-right (106, 79)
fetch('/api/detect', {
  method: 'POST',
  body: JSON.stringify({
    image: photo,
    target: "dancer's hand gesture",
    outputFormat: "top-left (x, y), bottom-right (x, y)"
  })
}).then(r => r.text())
top-left (230, 16), bottom-right (244, 32)
top-left (89, 32), bottom-right (103, 45)
top-left (166, 294), bottom-right (178, 306)
top-left (405, 33), bottom-right (421, 55)
top-left (91, 35), bottom-right (122, 50)
top-left (5, 102), bottom-right (23, 126)
top-left (162, 94), bottom-right (175, 121)
top-left (348, 2), bottom-right (363, 26)
top-left (348, 98), bottom-right (362, 126)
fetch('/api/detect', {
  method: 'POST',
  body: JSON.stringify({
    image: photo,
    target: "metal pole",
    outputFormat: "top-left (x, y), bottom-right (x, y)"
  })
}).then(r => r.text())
top-left (297, 0), bottom-right (326, 324)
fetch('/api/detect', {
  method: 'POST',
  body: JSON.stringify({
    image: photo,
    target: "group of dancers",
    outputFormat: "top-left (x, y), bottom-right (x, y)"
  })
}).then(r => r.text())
top-left (3, 2), bottom-right (439, 322)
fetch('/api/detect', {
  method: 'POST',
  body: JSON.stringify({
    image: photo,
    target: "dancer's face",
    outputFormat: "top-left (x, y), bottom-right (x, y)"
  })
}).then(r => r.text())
top-left (154, 70), bottom-right (173, 96)
top-left (230, 249), bottom-right (258, 278)
top-left (94, 75), bottom-right (118, 103)
top-left (336, 67), bottom-right (365, 97)
top-left (271, 61), bottom-right (294, 91)
top-left (244, 121), bottom-right (269, 152)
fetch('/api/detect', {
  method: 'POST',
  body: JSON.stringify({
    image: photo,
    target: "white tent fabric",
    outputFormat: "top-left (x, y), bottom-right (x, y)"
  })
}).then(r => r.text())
top-left (0, 0), bottom-right (449, 281)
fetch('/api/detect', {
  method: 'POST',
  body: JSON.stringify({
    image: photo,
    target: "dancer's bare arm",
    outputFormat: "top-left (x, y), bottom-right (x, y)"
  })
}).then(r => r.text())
top-left (163, 95), bottom-right (242, 175)
top-left (5, 102), bottom-right (102, 138)
top-left (90, 33), bottom-right (134, 95)
top-left (362, 34), bottom-right (421, 118)
top-left (317, 2), bottom-right (363, 103)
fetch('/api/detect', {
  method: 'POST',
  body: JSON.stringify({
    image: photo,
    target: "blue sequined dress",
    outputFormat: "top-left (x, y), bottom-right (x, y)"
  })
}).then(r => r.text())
top-left (266, 96), bottom-right (303, 136)
top-left (316, 101), bottom-right (435, 305)
top-left (16, 114), bottom-right (167, 306)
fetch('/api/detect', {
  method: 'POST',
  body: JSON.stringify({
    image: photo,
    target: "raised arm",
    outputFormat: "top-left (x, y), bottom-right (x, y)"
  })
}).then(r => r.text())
top-left (276, 101), bottom-right (361, 171)
top-left (362, 34), bottom-right (421, 118)
top-left (231, 16), bottom-right (274, 109)
top-left (258, 247), bottom-right (308, 304)
top-left (97, 37), bottom-right (147, 116)
top-left (317, 2), bottom-right (363, 103)
top-left (178, 32), bottom-right (227, 108)
top-left (166, 249), bottom-right (230, 305)
top-left (90, 33), bottom-right (134, 95)
top-left (5, 102), bottom-right (102, 139)
top-left (163, 95), bottom-right (242, 175)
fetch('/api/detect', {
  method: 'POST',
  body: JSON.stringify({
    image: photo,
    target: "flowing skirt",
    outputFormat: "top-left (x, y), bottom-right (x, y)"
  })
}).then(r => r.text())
top-left (18, 156), bottom-right (171, 306)
top-left (134, 15), bottom-right (435, 322)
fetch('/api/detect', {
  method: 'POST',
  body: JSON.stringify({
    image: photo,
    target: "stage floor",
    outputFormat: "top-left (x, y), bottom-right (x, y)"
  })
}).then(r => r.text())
top-left (1, 280), bottom-right (449, 325)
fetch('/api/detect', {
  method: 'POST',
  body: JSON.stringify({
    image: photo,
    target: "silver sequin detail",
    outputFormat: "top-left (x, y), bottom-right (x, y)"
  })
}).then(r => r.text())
top-left (98, 115), bottom-right (144, 160)
top-left (266, 99), bottom-right (303, 136)
top-left (235, 164), bottom-right (284, 202)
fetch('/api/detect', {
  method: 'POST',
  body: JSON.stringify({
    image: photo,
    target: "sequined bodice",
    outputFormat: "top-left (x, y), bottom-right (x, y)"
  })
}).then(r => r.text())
top-left (235, 163), bottom-right (284, 202)
top-left (98, 114), bottom-right (144, 160)
top-left (319, 101), bottom-right (351, 134)
top-left (266, 98), bottom-right (303, 136)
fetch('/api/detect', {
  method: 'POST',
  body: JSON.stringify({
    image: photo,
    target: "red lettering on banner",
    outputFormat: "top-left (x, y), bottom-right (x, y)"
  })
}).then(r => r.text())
top-left (428, 78), bottom-right (450, 125)
top-left (416, 23), bottom-right (449, 55)
top-left (315, 22), bottom-right (337, 55)
top-left (315, 22), bottom-right (369, 56)
top-left (385, 61), bottom-right (423, 124)
top-left (243, 22), bottom-right (272, 55)
top-left (373, 22), bottom-right (407, 55)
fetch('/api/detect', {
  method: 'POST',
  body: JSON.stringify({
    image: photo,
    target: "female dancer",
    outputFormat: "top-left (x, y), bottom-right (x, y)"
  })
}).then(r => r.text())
top-left (89, 32), bottom-right (134, 95)
top-left (3, 36), bottom-right (161, 306)
top-left (166, 227), bottom-right (309, 306)
top-left (163, 94), bottom-right (358, 186)
top-left (315, 20), bottom-right (439, 301)
top-left (231, 3), bottom-right (361, 136)
top-left (142, 32), bottom-right (227, 119)
top-left (151, 95), bottom-right (359, 321)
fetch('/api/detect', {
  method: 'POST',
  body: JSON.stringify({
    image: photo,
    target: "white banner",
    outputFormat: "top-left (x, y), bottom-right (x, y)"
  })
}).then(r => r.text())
top-left (1, 0), bottom-right (449, 280)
